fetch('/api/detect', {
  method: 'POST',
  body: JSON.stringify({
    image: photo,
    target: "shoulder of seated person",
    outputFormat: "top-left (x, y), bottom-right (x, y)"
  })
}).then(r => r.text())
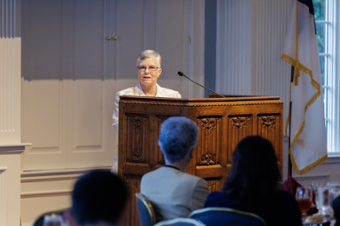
top-left (141, 167), bottom-right (164, 178)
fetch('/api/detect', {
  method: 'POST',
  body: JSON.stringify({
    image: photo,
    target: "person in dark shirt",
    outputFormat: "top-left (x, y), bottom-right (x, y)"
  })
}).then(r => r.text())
top-left (332, 195), bottom-right (340, 226)
top-left (71, 169), bottom-right (128, 226)
top-left (204, 136), bottom-right (302, 226)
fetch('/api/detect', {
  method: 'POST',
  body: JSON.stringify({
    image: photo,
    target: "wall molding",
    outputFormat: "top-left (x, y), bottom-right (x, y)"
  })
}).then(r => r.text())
top-left (21, 166), bottom-right (111, 183)
top-left (21, 175), bottom-right (79, 183)
top-left (20, 167), bottom-right (106, 225)
top-left (322, 156), bottom-right (340, 164)
top-left (0, 143), bottom-right (31, 148)
top-left (293, 173), bottom-right (331, 188)
top-left (21, 190), bottom-right (72, 199)
top-left (293, 173), bottom-right (330, 180)
top-left (0, 145), bottom-right (26, 155)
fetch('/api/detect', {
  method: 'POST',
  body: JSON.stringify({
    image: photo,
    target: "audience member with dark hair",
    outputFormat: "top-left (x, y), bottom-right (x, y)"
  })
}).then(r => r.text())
top-left (141, 116), bottom-right (209, 222)
top-left (204, 136), bottom-right (302, 226)
top-left (71, 169), bottom-right (128, 226)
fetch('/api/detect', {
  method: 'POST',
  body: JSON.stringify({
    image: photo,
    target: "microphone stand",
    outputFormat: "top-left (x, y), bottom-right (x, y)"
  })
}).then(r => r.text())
top-left (177, 71), bottom-right (226, 98)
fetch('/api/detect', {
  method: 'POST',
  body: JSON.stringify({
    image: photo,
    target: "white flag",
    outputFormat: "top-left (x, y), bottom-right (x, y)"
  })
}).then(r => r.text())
top-left (281, 0), bottom-right (327, 175)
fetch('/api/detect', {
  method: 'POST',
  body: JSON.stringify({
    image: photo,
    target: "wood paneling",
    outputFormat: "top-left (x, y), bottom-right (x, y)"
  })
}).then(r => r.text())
top-left (257, 114), bottom-right (282, 164)
top-left (206, 178), bottom-right (223, 193)
top-left (126, 114), bottom-right (149, 164)
top-left (227, 115), bottom-right (252, 164)
top-left (119, 95), bottom-right (284, 226)
top-left (197, 117), bottom-right (222, 166)
top-left (125, 176), bottom-right (141, 226)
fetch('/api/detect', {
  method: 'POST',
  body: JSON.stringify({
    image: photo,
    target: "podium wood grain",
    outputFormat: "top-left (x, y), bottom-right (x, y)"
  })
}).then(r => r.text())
top-left (118, 96), bottom-right (284, 226)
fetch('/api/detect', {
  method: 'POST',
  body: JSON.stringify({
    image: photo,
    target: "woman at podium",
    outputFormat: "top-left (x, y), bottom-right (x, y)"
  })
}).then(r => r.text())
top-left (111, 50), bottom-right (182, 173)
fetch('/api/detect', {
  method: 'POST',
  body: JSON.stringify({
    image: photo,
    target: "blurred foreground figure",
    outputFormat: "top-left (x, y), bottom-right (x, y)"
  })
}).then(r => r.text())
top-left (71, 169), bottom-right (128, 226)
top-left (204, 136), bottom-right (303, 226)
top-left (333, 195), bottom-right (340, 226)
top-left (141, 116), bottom-right (209, 222)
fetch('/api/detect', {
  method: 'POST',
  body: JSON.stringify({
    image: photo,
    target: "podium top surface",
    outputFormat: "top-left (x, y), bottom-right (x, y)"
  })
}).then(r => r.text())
top-left (119, 95), bottom-right (281, 103)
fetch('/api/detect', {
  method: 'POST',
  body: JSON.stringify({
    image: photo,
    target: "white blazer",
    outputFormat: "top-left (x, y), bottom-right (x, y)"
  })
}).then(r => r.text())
top-left (141, 166), bottom-right (209, 222)
top-left (112, 82), bottom-right (181, 131)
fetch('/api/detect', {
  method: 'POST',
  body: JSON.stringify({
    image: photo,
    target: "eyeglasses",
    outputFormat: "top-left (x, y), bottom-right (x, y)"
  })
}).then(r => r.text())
top-left (137, 66), bottom-right (159, 72)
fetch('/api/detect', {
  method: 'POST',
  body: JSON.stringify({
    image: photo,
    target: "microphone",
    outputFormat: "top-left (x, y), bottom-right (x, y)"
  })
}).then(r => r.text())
top-left (177, 71), bottom-right (226, 98)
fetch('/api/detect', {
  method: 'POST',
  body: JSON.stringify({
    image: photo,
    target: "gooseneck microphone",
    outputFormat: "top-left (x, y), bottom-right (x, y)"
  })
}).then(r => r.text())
top-left (177, 71), bottom-right (226, 98)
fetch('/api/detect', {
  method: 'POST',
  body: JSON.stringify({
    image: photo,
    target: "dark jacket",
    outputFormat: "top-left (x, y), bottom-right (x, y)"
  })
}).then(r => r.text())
top-left (204, 190), bottom-right (302, 226)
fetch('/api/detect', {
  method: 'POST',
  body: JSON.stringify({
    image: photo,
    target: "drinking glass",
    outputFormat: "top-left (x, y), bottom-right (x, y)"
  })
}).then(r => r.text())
top-left (316, 183), bottom-right (330, 216)
top-left (311, 182), bottom-right (318, 208)
top-left (327, 181), bottom-right (340, 206)
top-left (296, 187), bottom-right (313, 217)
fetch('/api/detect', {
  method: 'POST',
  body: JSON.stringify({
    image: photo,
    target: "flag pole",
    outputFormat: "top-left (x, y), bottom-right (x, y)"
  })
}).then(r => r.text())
top-left (288, 65), bottom-right (295, 176)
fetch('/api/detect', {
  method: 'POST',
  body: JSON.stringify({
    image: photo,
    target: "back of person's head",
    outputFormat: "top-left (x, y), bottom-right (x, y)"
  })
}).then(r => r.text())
top-left (71, 169), bottom-right (128, 225)
top-left (223, 136), bottom-right (280, 208)
top-left (158, 116), bottom-right (199, 163)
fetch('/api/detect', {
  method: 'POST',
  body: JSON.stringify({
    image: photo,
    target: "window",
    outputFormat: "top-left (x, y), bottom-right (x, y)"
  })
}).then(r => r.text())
top-left (313, 0), bottom-right (340, 155)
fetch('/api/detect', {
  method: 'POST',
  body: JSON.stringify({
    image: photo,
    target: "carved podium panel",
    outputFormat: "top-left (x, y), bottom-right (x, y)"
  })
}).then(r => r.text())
top-left (118, 96), bottom-right (283, 226)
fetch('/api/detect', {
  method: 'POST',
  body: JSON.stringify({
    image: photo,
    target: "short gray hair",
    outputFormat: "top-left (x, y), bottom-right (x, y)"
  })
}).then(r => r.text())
top-left (158, 117), bottom-right (199, 163)
top-left (136, 50), bottom-right (162, 68)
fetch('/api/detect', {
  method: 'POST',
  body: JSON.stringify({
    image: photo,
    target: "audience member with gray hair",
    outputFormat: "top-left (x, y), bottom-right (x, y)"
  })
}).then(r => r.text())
top-left (158, 116), bottom-right (199, 164)
top-left (141, 116), bottom-right (209, 222)
top-left (111, 50), bottom-right (182, 173)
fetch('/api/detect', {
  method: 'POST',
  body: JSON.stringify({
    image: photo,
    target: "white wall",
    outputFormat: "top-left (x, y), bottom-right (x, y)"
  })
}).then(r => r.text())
top-left (20, 0), bottom-right (205, 225)
top-left (21, 0), bottom-right (206, 171)
top-left (20, 167), bottom-right (111, 226)
top-left (1, 0), bottom-right (337, 225)
top-left (215, 0), bottom-right (340, 186)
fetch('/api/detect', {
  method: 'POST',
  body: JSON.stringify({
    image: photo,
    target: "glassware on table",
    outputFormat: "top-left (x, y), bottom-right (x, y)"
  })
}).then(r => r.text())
top-left (327, 181), bottom-right (340, 206)
top-left (311, 182), bottom-right (318, 208)
top-left (316, 182), bottom-right (331, 216)
top-left (296, 187), bottom-right (313, 217)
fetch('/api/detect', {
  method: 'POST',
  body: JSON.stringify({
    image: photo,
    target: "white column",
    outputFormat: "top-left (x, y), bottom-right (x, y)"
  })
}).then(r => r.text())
top-left (0, 1), bottom-right (29, 225)
top-left (215, 0), bottom-right (292, 180)
top-left (216, 0), bottom-right (291, 117)
top-left (0, 0), bottom-right (21, 144)
top-left (216, 0), bottom-right (252, 95)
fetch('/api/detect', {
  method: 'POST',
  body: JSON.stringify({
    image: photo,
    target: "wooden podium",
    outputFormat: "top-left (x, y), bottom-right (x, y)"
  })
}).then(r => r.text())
top-left (118, 95), bottom-right (283, 226)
